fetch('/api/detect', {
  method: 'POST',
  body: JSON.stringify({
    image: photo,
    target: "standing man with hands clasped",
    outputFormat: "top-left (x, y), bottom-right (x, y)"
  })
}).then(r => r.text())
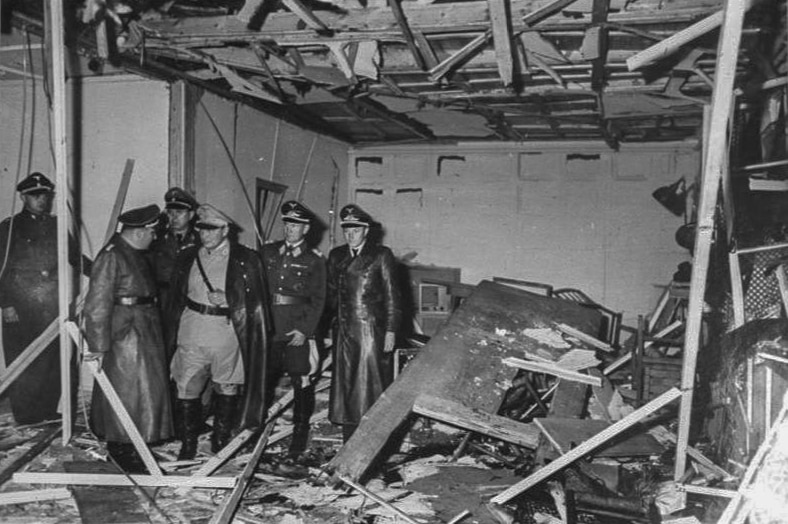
top-left (262, 200), bottom-right (326, 462)
top-left (166, 204), bottom-right (271, 460)
top-left (326, 204), bottom-right (401, 443)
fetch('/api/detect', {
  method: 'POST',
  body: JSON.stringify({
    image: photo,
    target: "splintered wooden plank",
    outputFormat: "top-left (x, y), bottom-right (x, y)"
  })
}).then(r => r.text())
top-left (329, 280), bottom-right (601, 481)
top-left (674, 0), bottom-right (747, 480)
top-left (281, 0), bottom-right (330, 32)
top-left (209, 421), bottom-right (276, 524)
top-left (15, 472), bottom-right (236, 489)
top-left (413, 394), bottom-right (540, 448)
top-left (0, 489), bottom-right (71, 506)
top-left (502, 358), bottom-right (601, 386)
top-left (388, 0), bottom-right (428, 70)
top-left (488, 0), bottom-right (514, 86)
top-left (491, 388), bottom-right (681, 504)
top-left (535, 417), bottom-right (664, 457)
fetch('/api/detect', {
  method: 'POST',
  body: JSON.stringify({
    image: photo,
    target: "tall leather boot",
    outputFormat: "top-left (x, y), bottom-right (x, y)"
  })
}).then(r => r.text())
top-left (177, 398), bottom-right (202, 460)
top-left (211, 394), bottom-right (237, 454)
top-left (288, 379), bottom-right (315, 459)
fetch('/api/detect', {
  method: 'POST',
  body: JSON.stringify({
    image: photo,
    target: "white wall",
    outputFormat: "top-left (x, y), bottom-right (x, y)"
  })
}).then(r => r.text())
top-left (348, 142), bottom-right (699, 323)
top-left (1, 75), bottom-right (170, 259)
top-left (192, 91), bottom-right (348, 253)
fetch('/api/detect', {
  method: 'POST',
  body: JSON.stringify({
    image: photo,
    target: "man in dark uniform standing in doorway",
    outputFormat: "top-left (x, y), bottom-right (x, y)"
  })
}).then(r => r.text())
top-left (149, 187), bottom-right (199, 306)
top-left (0, 173), bottom-right (89, 425)
top-left (261, 201), bottom-right (326, 461)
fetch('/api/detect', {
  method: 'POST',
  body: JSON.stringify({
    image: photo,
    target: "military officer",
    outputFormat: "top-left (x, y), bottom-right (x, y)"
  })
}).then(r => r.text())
top-left (84, 204), bottom-right (173, 473)
top-left (166, 204), bottom-right (271, 459)
top-left (261, 200), bottom-right (326, 460)
top-left (149, 187), bottom-right (199, 307)
top-left (0, 173), bottom-right (89, 425)
top-left (326, 204), bottom-right (401, 443)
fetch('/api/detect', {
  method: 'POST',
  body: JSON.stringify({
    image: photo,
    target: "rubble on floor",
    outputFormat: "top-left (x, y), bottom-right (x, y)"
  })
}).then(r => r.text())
top-left (0, 281), bottom-right (786, 523)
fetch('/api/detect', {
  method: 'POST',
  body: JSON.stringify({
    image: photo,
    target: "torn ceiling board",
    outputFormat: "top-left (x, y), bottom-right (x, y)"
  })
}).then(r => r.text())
top-left (407, 110), bottom-right (492, 137)
top-left (329, 280), bottom-right (602, 482)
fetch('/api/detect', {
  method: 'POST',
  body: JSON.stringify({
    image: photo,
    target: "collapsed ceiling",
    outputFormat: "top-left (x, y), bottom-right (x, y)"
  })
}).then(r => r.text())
top-left (2, 0), bottom-right (784, 145)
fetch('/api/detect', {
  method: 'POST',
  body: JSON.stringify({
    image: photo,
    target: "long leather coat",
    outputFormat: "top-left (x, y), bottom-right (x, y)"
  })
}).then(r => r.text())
top-left (165, 242), bottom-right (271, 430)
top-left (84, 234), bottom-right (173, 443)
top-left (326, 242), bottom-right (401, 425)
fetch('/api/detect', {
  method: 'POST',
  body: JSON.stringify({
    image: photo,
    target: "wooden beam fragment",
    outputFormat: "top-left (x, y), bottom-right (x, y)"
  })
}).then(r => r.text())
top-left (208, 421), bottom-right (276, 524)
top-left (67, 322), bottom-right (162, 477)
top-left (428, 32), bottom-right (490, 82)
top-left (14, 473), bottom-right (236, 489)
top-left (0, 488), bottom-right (72, 506)
top-left (488, 0), bottom-right (514, 86)
top-left (388, 0), bottom-right (428, 70)
top-left (626, 0), bottom-right (755, 71)
top-left (412, 394), bottom-right (540, 449)
top-left (339, 475), bottom-right (424, 524)
top-left (673, 0), bottom-right (747, 480)
top-left (281, 0), bottom-right (330, 32)
top-left (502, 357), bottom-right (602, 386)
top-left (491, 387), bottom-right (681, 504)
top-left (555, 323), bottom-right (613, 352)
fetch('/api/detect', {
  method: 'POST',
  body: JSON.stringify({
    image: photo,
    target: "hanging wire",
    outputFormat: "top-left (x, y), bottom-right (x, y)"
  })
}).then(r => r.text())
top-left (197, 97), bottom-right (266, 246)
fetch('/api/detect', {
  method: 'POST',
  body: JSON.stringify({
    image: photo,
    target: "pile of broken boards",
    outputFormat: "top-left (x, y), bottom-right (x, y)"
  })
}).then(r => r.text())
top-left (0, 279), bottom-right (769, 523)
top-left (327, 280), bottom-right (742, 523)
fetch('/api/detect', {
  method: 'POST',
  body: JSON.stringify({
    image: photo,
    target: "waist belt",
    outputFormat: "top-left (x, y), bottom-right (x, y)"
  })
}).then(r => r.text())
top-left (115, 296), bottom-right (157, 306)
top-left (186, 298), bottom-right (230, 317)
top-left (272, 293), bottom-right (310, 306)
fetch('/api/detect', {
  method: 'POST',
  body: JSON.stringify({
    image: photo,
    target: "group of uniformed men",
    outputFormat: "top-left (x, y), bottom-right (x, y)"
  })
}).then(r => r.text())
top-left (1, 172), bottom-right (402, 474)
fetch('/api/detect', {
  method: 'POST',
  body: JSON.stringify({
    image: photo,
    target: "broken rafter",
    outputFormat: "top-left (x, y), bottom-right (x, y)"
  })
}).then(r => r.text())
top-left (491, 387), bottom-right (681, 504)
top-left (412, 394), bottom-right (540, 448)
top-left (588, 0), bottom-right (610, 90)
top-left (627, 0), bottom-right (757, 71)
top-left (14, 473), bottom-right (237, 489)
top-left (488, 0), bottom-right (515, 87)
top-left (388, 0), bottom-right (428, 70)
top-left (502, 357), bottom-right (602, 386)
top-left (281, 0), bottom-right (331, 34)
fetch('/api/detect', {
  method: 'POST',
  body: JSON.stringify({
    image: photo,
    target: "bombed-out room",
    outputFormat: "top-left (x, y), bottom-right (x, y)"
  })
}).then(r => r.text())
top-left (0, 0), bottom-right (787, 522)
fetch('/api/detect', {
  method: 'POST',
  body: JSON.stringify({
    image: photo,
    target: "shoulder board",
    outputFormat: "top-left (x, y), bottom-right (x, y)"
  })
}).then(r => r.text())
top-left (312, 248), bottom-right (323, 257)
top-left (105, 244), bottom-right (115, 252)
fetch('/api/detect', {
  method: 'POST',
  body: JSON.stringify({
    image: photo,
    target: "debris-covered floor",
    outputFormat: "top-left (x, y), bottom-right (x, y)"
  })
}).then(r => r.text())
top-left (0, 281), bottom-right (786, 523)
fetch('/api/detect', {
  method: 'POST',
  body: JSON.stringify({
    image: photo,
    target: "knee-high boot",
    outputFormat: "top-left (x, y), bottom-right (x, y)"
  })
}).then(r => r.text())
top-left (177, 398), bottom-right (202, 460)
top-left (288, 379), bottom-right (315, 458)
top-left (211, 394), bottom-right (238, 454)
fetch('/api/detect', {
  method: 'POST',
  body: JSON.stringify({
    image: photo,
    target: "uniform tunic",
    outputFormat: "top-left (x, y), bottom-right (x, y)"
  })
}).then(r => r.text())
top-left (148, 228), bottom-right (199, 305)
top-left (0, 210), bottom-right (80, 424)
top-left (326, 242), bottom-right (401, 425)
top-left (165, 242), bottom-right (271, 430)
top-left (261, 240), bottom-right (326, 375)
top-left (84, 234), bottom-right (173, 443)
top-left (171, 241), bottom-right (245, 396)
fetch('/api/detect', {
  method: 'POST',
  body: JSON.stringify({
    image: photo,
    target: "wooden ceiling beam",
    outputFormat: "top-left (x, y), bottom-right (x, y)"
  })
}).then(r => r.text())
top-left (388, 0), bottom-right (428, 70)
top-left (588, 0), bottom-right (609, 90)
top-left (488, 0), bottom-right (515, 86)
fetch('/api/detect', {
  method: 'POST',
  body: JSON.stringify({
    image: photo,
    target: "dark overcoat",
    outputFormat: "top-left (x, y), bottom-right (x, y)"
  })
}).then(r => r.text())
top-left (165, 242), bottom-right (271, 430)
top-left (326, 242), bottom-right (401, 425)
top-left (84, 234), bottom-right (173, 443)
top-left (0, 210), bottom-right (89, 424)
